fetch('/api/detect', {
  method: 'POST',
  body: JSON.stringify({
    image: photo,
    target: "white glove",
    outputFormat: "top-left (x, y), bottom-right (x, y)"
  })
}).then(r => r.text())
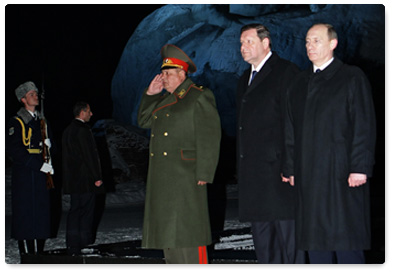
top-left (40, 162), bottom-right (53, 174)
top-left (44, 138), bottom-right (51, 148)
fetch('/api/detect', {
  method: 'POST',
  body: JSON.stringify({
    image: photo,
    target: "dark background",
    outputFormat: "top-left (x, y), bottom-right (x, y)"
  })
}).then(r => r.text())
top-left (5, 2), bottom-right (385, 247)
top-left (5, 3), bottom-right (385, 214)
top-left (5, 4), bottom-right (164, 141)
top-left (4, 4), bottom-right (385, 262)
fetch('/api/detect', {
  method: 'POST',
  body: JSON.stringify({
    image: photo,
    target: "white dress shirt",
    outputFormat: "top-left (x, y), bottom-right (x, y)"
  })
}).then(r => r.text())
top-left (313, 57), bottom-right (334, 73)
top-left (249, 51), bottom-right (273, 85)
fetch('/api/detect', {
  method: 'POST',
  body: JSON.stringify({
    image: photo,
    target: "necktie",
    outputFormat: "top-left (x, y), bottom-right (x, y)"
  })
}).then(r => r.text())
top-left (249, 70), bottom-right (257, 85)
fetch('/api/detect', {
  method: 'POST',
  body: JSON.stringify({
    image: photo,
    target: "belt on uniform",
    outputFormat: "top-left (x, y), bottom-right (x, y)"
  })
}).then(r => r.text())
top-left (27, 148), bottom-right (41, 154)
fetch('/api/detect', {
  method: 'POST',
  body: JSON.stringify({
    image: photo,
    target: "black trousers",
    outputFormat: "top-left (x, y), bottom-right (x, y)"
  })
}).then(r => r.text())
top-left (308, 250), bottom-right (365, 264)
top-left (18, 239), bottom-right (45, 255)
top-left (251, 220), bottom-right (306, 264)
top-left (66, 192), bottom-right (96, 254)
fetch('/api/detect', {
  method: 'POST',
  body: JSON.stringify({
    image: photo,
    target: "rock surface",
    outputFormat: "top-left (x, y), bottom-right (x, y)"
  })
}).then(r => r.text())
top-left (111, 4), bottom-right (384, 137)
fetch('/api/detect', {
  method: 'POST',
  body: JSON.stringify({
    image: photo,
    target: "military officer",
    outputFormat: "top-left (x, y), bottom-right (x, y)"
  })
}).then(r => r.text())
top-left (6, 81), bottom-right (54, 257)
top-left (138, 44), bottom-right (221, 264)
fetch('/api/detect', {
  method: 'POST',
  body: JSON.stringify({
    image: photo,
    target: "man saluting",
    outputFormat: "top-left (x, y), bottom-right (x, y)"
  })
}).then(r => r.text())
top-left (138, 44), bottom-right (221, 264)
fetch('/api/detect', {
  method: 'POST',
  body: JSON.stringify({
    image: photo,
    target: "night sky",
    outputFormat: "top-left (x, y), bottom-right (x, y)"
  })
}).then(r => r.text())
top-left (5, 4), bottom-right (164, 140)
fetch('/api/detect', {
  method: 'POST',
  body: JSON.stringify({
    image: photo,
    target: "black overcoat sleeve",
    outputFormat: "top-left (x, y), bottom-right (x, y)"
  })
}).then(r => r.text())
top-left (78, 126), bottom-right (102, 183)
top-left (347, 67), bottom-right (376, 177)
top-left (281, 67), bottom-right (302, 178)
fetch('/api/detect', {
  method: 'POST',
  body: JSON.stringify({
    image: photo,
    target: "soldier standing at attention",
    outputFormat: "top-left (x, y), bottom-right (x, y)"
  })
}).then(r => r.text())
top-left (138, 44), bottom-right (221, 264)
top-left (6, 81), bottom-right (54, 258)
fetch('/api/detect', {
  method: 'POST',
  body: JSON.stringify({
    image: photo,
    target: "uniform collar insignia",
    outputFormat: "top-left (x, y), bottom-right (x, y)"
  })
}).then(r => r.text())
top-left (177, 89), bottom-right (186, 98)
top-left (175, 78), bottom-right (194, 99)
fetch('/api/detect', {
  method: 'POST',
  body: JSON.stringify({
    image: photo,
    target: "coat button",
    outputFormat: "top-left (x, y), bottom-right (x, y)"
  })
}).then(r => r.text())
top-left (151, 133), bottom-right (154, 137)
top-left (150, 153), bottom-right (154, 157)
top-left (163, 152), bottom-right (167, 156)
top-left (166, 113), bottom-right (170, 117)
top-left (154, 115), bottom-right (158, 119)
top-left (164, 132), bottom-right (168, 136)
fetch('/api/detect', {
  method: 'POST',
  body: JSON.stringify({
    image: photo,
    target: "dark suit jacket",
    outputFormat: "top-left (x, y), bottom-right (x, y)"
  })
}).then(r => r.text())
top-left (236, 52), bottom-right (300, 222)
top-left (62, 119), bottom-right (103, 194)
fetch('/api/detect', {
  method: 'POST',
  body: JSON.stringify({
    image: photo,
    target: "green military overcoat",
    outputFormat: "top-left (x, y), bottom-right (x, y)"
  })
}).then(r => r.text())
top-left (138, 77), bottom-right (221, 249)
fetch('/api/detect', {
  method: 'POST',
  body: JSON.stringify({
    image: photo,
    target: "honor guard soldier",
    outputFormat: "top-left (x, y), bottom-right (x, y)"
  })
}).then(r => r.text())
top-left (138, 44), bottom-right (222, 264)
top-left (6, 81), bottom-right (54, 258)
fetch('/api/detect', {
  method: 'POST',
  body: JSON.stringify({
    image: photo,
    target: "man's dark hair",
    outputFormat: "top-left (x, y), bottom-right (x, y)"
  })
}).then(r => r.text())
top-left (240, 23), bottom-right (272, 48)
top-left (73, 101), bottom-right (89, 117)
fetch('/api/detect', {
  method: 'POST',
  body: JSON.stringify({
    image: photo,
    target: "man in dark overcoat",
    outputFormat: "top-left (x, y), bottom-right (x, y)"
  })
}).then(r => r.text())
top-left (6, 81), bottom-right (54, 256)
top-left (282, 23), bottom-right (376, 263)
top-left (236, 24), bottom-right (304, 263)
top-left (138, 44), bottom-right (221, 263)
top-left (62, 102), bottom-right (104, 255)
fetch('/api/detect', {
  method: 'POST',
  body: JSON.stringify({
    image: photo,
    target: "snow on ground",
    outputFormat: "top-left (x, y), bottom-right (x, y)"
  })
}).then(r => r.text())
top-left (4, 120), bottom-right (249, 264)
top-left (5, 162), bottom-right (247, 264)
top-left (5, 163), bottom-right (248, 264)
top-left (5, 226), bottom-right (141, 264)
top-left (5, 219), bottom-right (250, 264)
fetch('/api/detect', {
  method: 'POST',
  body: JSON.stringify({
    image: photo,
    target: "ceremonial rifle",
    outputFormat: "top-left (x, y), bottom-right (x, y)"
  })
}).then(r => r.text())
top-left (40, 83), bottom-right (54, 189)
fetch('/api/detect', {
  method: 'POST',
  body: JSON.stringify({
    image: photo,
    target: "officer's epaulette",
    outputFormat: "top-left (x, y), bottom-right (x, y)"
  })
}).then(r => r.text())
top-left (195, 84), bottom-right (205, 90)
top-left (177, 84), bottom-right (205, 99)
top-left (189, 84), bottom-right (205, 93)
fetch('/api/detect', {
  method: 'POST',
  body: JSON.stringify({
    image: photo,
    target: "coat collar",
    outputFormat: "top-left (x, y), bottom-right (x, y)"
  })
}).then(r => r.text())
top-left (72, 118), bottom-right (90, 128)
top-left (244, 51), bottom-right (279, 93)
top-left (16, 107), bottom-right (42, 124)
top-left (173, 77), bottom-right (197, 99)
top-left (151, 78), bottom-right (198, 115)
top-left (309, 57), bottom-right (343, 80)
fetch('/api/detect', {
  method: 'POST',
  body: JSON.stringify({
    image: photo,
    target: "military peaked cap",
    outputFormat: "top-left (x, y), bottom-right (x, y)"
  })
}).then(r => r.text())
top-left (160, 44), bottom-right (197, 74)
